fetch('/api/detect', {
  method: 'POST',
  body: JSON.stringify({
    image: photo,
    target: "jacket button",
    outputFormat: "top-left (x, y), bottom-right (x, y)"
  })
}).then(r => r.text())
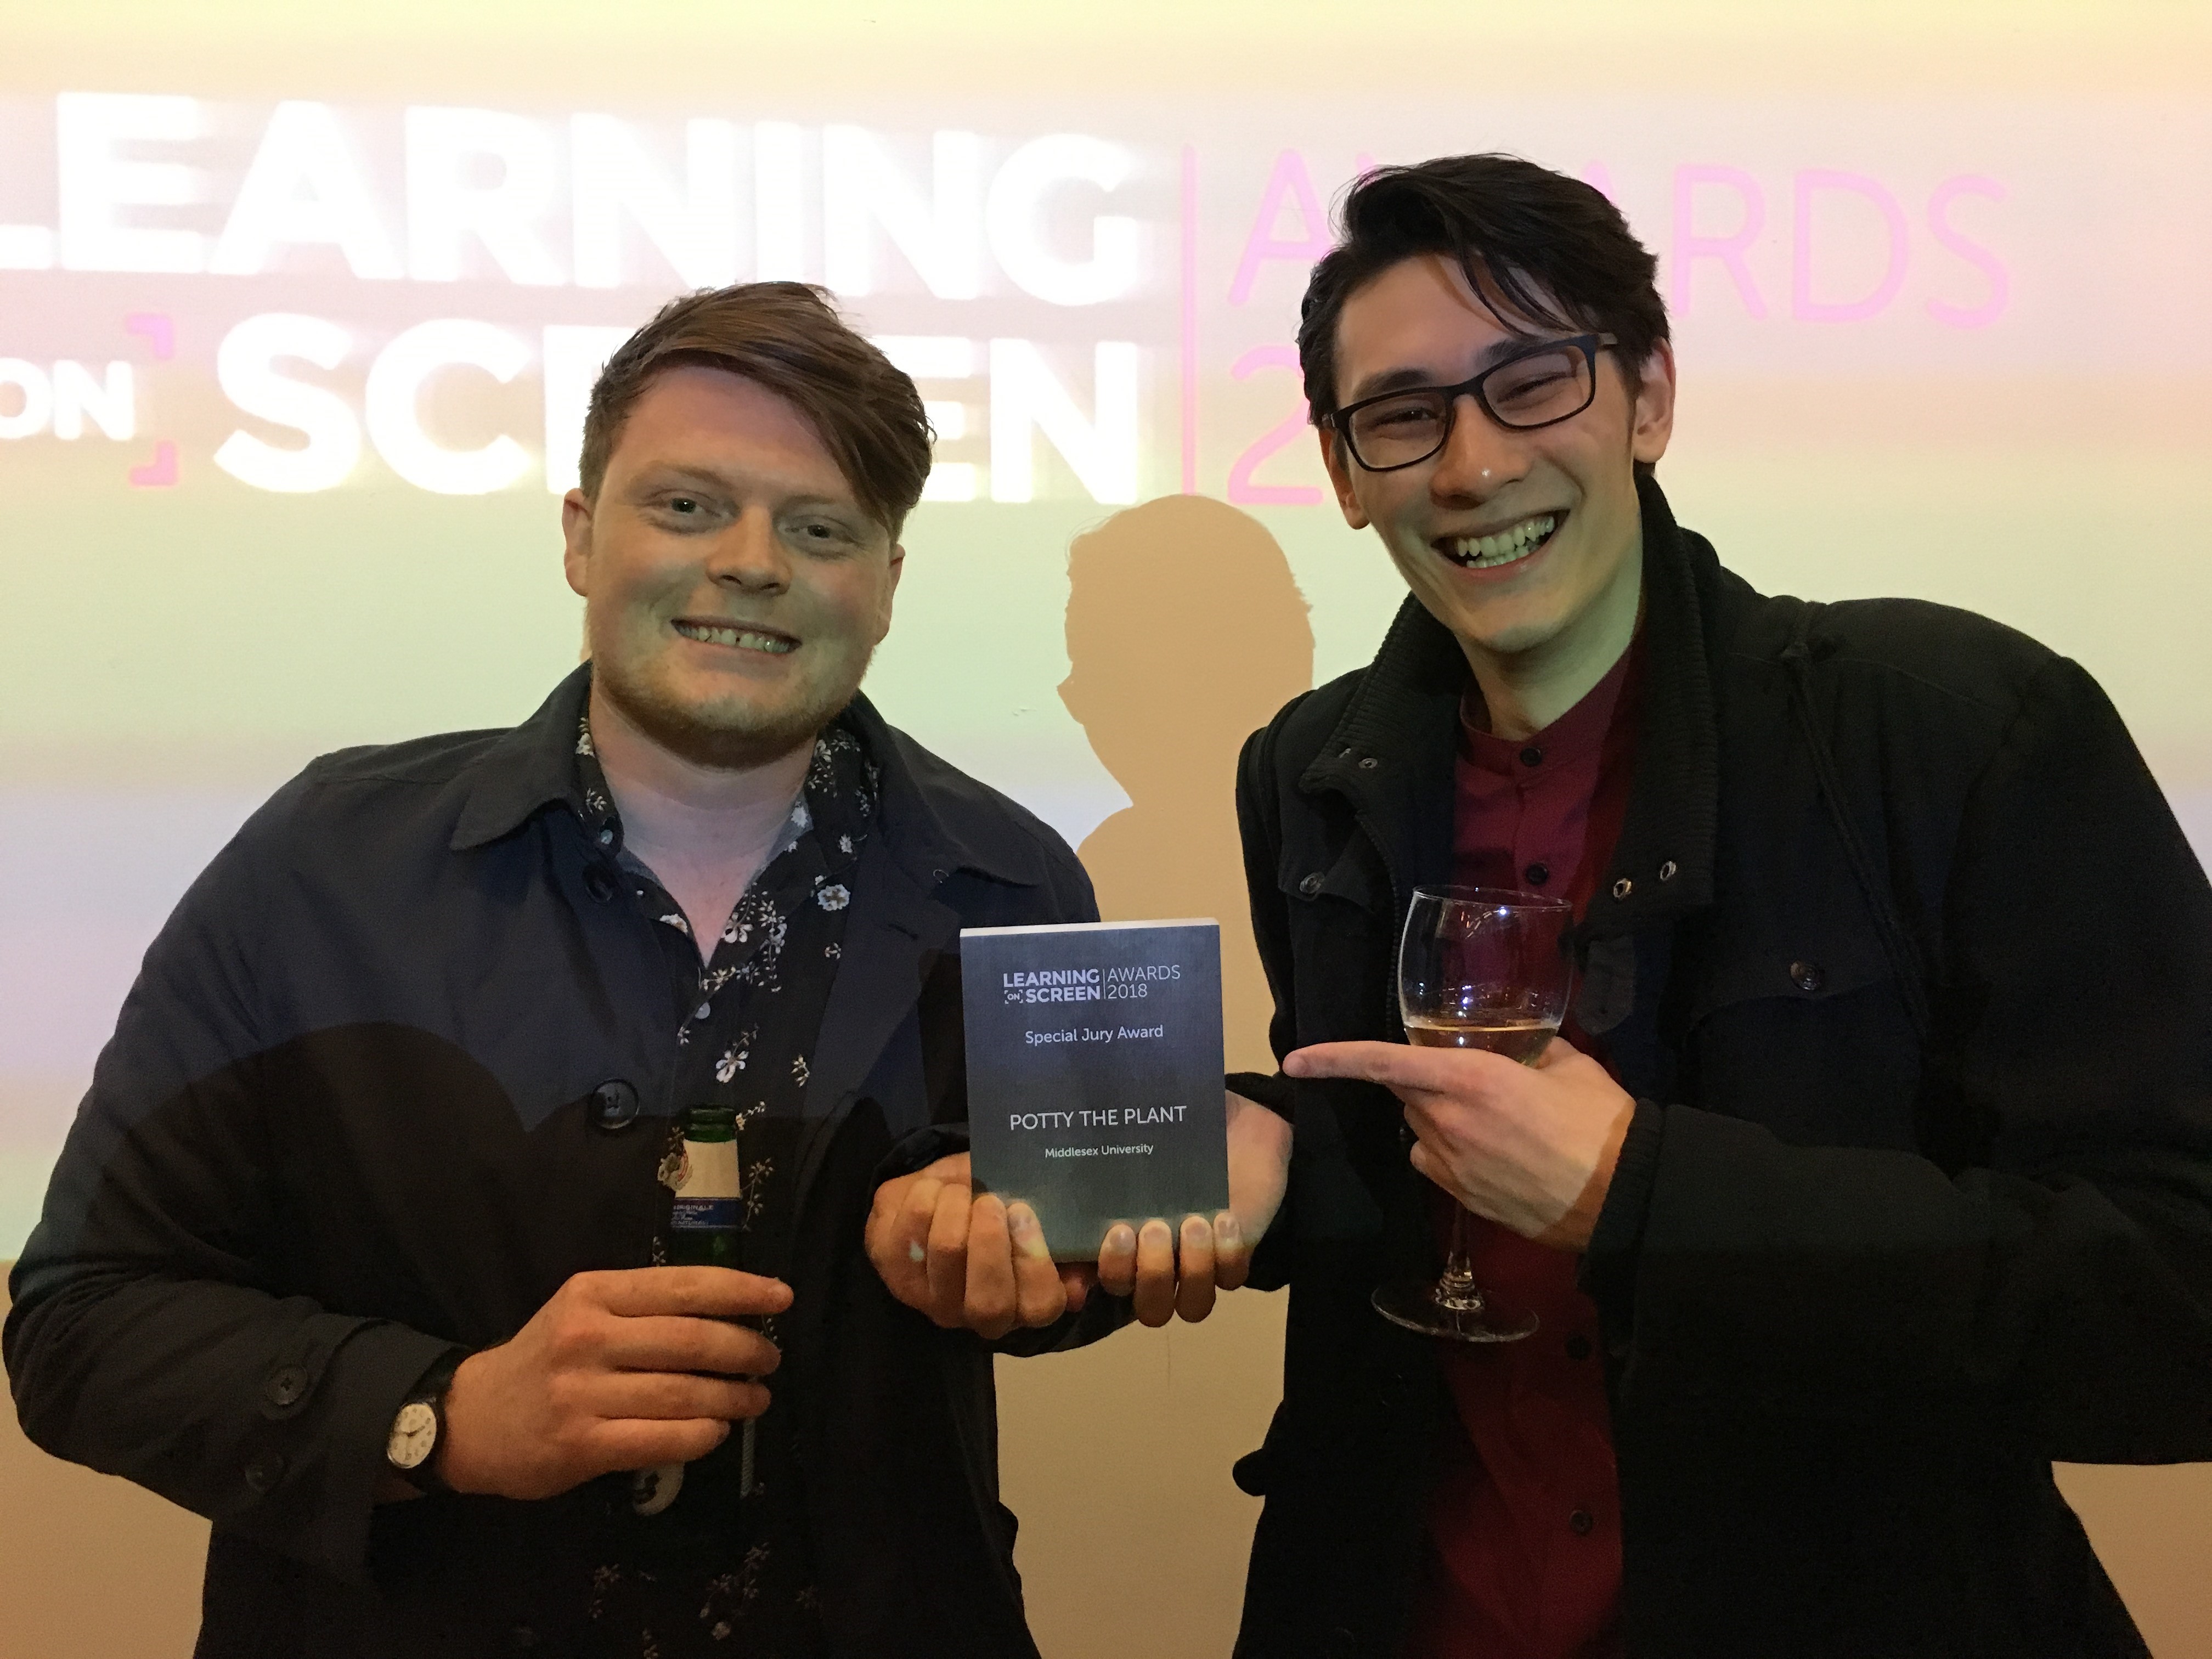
top-left (1658, 859), bottom-right (1678, 881)
top-left (1357, 756), bottom-right (1379, 770)
top-left (591, 1080), bottom-right (639, 1130)
top-left (1523, 861), bottom-right (1550, 886)
top-left (1569, 1508), bottom-right (1595, 1536)
top-left (582, 865), bottom-right (618, 902)
top-left (1565, 1334), bottom-right (1592, 1361)
top-left (1298, 872), bottom-right (1325, 898)
top-left (1519, 745), bottom-right (1544, 767)
top-left (1611, 877), bottom-right (1633, 900)
top-left (264, 1365), bottom-right (309, 1408)
top-left (244, 1452), bottom-right (285, 1494)
top-left (1789, 960), bottom-right (1825, 993)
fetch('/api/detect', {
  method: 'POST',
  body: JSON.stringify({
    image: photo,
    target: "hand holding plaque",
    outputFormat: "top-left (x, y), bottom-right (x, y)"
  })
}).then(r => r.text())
top-left (865, 919), bottom-right (1291, 1331)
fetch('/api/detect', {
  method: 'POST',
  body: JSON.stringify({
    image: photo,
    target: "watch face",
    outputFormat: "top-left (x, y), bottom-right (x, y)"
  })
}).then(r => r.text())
top-left (387, 1400), bottom-right (438, 1470)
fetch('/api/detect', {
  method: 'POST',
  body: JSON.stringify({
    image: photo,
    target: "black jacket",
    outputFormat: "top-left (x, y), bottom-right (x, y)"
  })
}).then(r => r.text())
top-left (4, 668), bottom-right (1102, 1659)
top-left (1229, 476), bottom-right (2212, 1658)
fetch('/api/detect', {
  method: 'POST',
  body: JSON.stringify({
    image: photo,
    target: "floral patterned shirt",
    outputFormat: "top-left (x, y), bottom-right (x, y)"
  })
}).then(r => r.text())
top-left (570, 711), bottom-right (878, 1659)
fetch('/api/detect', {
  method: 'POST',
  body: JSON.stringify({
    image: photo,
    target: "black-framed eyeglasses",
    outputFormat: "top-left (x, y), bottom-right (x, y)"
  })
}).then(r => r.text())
top-left (1324, 333), bottom-right (1618, 473)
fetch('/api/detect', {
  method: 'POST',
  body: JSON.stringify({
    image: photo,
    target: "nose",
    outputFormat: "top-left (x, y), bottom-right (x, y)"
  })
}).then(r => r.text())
top-left (704, 505), bottom-right (791, 592)
top-left (1429, 392), bottom-right (1526, 501)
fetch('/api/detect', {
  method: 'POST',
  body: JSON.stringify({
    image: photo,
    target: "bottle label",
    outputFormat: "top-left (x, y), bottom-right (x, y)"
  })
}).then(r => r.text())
top-left (670, 1138), bottom-right (741, 1231)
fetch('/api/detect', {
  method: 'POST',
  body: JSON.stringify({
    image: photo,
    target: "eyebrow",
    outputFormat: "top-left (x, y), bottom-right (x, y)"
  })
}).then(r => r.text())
top-left (628, 465), bottom-right (857, 517)
top-left (1342, 333), bottom-right (1549, 405)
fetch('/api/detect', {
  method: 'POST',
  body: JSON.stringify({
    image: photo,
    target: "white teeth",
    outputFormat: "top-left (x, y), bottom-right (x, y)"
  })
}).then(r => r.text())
top-left (676, 622), bottom-right (795, 653)
top-left (1446, 514), bottom-right (1557, 568)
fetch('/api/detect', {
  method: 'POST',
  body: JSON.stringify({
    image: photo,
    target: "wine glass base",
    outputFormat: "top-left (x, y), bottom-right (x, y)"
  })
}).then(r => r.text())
top-left (1372, 1277), bottom-right (1539, 1344)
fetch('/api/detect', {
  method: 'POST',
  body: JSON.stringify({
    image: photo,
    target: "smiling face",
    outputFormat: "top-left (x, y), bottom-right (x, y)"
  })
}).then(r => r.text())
top-left (562, 364), bottom-right (903, 770)
top-left (1321, 253), bottom-right (1675, 685)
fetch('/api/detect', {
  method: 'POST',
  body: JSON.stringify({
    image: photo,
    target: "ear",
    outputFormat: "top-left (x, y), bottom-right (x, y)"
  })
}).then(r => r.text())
top-left (1318, 425), bottom-right (1370, 530)
top-left (876, 540), bottom-right (906, 639)
top-left (561, 488), bottom-right (595, 598)
top-left (1628, 339), bottom-right (1677, 467)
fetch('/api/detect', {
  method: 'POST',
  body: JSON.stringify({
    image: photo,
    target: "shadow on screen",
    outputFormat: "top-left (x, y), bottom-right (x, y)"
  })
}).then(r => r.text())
top-left (1059, 495), bottom-right (1314, 1073)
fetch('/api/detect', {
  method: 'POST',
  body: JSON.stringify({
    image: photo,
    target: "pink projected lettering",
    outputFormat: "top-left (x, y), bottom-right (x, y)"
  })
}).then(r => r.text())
top-left (1225, 345), bottom-right (1321, 507)
top-left (124, 311), bottom-right (175, 359)
top-left (1925, 175), bottom-right (2009, 329)
top-left (1672, 165), bottom-right (1769, 320)
top-left (1228, 150), bottom-right (1330, 307)
top-left (128, 439), bottom-right (178, 487)
top-left (1792, 170), bottom-right (1910, 323)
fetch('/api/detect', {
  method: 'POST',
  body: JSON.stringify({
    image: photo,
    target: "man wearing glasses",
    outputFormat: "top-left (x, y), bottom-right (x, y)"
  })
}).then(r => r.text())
top-left (1220, 155), bottom-right (2212, 1657)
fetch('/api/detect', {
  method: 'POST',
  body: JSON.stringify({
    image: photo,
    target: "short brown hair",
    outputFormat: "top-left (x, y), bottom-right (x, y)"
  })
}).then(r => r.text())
top-left (578, 282), bottom-right (933, 535)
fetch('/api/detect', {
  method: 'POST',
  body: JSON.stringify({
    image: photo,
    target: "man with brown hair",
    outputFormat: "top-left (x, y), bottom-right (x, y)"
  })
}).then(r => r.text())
top-left (5, 282), bottom-right (1175, 1658)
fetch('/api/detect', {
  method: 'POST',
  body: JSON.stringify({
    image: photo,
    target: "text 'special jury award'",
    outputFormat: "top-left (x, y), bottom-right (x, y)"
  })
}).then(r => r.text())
top-left (960, 919), bottom-right (1228, 1262)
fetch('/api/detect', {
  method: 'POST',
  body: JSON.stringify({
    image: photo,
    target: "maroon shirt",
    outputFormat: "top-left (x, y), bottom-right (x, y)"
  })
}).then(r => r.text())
top-left (1404, 637), bottom-right (1643, 1659)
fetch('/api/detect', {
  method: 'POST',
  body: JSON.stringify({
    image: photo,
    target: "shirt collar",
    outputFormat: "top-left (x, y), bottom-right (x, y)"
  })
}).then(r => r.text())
top-left (1459, 627), bottom-right (1644, 778)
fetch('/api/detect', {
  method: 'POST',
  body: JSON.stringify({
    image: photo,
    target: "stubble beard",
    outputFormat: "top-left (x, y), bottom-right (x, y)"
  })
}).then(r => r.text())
top-left (594, 642), bottom-right (873, 772)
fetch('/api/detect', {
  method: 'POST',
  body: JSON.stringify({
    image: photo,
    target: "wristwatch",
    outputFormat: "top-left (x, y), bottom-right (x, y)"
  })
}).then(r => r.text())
top-left (385, 1349), bottom-right (466, 1494)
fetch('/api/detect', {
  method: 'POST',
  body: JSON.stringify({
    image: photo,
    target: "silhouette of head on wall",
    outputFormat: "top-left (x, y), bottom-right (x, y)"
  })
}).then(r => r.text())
top-left (1059, 495), bottom-right (1313, 811)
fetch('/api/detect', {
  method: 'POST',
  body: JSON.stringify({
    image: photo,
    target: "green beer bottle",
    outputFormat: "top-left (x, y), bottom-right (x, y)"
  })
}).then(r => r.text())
top-left (650, 1105), bottom-right (757, 1504)
top-left (669, 1105), bottom-right (742, 1269)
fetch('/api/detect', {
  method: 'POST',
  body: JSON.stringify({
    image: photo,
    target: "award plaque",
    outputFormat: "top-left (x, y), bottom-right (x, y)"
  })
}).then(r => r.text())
top-left (960, 918), bottom-right (1228, 1262)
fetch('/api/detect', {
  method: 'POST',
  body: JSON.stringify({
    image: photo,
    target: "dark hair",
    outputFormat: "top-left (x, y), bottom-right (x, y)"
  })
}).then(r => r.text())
top-left (579, 281), bottom-right (932, 535)
top-left (1296, 155), bottom-right (1668, 423)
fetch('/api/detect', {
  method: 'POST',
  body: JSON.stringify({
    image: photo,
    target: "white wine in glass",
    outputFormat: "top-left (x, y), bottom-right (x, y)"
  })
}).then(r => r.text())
top-left (1373, 885), bottom-right (1575, 1343)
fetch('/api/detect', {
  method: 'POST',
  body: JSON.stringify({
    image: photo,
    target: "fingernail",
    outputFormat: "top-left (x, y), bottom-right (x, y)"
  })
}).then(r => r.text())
top-left (1140, 1219), bottom-right (1173, 1249)
top-left (907, 1242), bottom-right (927, 1263)
top-left (1181, 1215), bottom-right (1207, 1248)
top-left (1008, 1204), bottom-right (1050, 1259)
top-left (1105, 1223), bottom-right (1136, 1254)
top-left (1215, 1211), bottom-right (1240, 1249)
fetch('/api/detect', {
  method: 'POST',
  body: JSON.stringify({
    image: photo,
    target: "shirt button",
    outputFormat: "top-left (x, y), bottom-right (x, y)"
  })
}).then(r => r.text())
top-left (590, 1080), bottom-right (639, 1130)
top-left (694, 1001), bottom-right (713, 1020)
top-left (1519, 744), bottom-right (1544, 767)
top-left (1790, 960), bottom-right (1825, 993)
top-left (244, 1452), bottom-right (285, 1494)
top-left (583, 865), bottom-right (618, 902)
top-left (1298, 872), bottom-right (1325, 898)
top-left (1565, 1333), bottom-right (1592, 1361)
top-left (1569, 1508), bottom-right (1595, 1536)
top-left (1523, 861), bottom-right (1550, 887)
top-left (597, 827), bottom-right (614, 845)
top-left (264, 1366), bottom-right (309, 1408)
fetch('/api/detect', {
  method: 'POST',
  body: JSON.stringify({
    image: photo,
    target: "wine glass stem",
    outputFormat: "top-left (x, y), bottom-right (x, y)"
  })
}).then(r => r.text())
top-left (1438, 1204), bottom-right (1482, 1310)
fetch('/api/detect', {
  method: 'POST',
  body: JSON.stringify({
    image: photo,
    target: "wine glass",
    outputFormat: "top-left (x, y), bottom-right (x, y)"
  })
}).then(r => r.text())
top-left (1371, 885), bottom-right (1575, 1343)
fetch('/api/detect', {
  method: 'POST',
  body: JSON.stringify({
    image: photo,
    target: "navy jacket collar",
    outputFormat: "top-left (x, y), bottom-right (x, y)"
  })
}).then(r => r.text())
top-left (449, 663), bottom-right (1047, 893)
